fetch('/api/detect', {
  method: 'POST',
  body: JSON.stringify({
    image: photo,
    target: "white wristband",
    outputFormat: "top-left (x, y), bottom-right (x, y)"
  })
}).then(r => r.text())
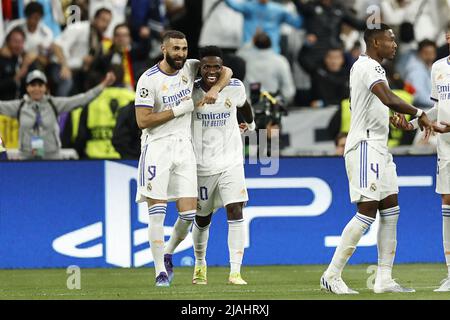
top-left (172, 99), bottom-right (194, 117)
top-left (246, 121), bottom-right (256, 131)
top-left (415, 108), bottom-right (424, 118)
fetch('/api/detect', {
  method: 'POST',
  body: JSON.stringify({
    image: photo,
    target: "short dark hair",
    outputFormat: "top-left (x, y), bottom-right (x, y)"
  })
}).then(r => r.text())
top-left (418, 39), bottom-right (437, 52)
top-left (162, 30), bottom-right (186, 43)
top-left (113, 23), bottom-right (129, 36)
top-left (24, 1), bottom-right (44, 18)
top-left (5, 27), bottom-right (26, 43)
top-left (253, 32), bottom-right (271, 49)
top-left (94, 7), bottom-right (112, 19)
top-left (199, 46), bottom-right (223, 60)
top-left (363, 23), bottom-right (392, 46)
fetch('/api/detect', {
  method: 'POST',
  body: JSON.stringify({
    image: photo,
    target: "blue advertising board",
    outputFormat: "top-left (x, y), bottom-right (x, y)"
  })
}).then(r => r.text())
top-left (0, 156), bottom-right (443, 269)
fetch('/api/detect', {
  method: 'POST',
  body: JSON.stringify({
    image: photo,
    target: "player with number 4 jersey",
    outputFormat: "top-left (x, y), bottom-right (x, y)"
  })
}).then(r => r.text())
top-left (320, 24), bottom-right (432, 295)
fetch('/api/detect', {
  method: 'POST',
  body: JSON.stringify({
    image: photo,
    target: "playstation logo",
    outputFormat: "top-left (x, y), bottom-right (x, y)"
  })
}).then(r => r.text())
top-left (52, 161), bottom-right (192, 267)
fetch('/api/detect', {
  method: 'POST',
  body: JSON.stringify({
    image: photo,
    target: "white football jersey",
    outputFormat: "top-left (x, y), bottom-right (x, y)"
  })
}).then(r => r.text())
top-left (345, 55), bottom-right (391, 155)
top-left (431, 56), bottom-right (450, 160)
top-left (135, 59), bottom-right (199, 143)
top-left (192, 79), bottom-right (247, 176)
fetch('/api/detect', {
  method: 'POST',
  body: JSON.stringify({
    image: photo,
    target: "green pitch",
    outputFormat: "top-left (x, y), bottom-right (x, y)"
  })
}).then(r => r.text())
top-left (0, 264), bottom-right (449, 300)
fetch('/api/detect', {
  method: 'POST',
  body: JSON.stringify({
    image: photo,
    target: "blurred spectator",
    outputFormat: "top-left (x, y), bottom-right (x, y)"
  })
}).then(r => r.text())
top-left (198, 0), bottom-right (246, 80)
top-left (310, 46), bottom-right (349, 108)
top-left (74, 67), bottom-right (136, 159)
top-left (237, 31), bottom-right (296, 105)
top-left (345, 40), bottom-right (363, 67)
top-left (437, 22), bottom-right (450, 60)
top-left (92, 23), bottom-right (151, 90)
top-left (224, 0), bottom-right (303, 54)
top-left (0, 136), bottom-right (7, 160)
top-left (7, 2), bottom-right (53, 63)
top-left (381, 0), bottom-right (449, 43)
top-left (128, 0), bottom-right (166, 43)
top-left (167, 0), bottom-right (203, 59)
top-left (199, 0), bottom-right (243, 52)
top-left (90, 0), bottom-right (128, 39)
top-left (293, 0), bottom-right (366, 74)
top-left (6, 2), bottom-right (72, 97)
top-left (112, 103), bottom-right (141, 160)
top-left (0, 27), bottom-right (37, 100)
top-left (54, 7), bottom-right (112, 94)
top-left (0, 69), bottom-right (115, 160)
top-left (404, 39), bottom-right (437, 109)
top-left (18, 0), bottom-right (65, 37)
top-left (335, 131), bottom-right (347, 156)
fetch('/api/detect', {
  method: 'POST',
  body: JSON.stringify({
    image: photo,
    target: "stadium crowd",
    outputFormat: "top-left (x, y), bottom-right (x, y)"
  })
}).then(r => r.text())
top-left (0, 0), bottom-right (449, 160)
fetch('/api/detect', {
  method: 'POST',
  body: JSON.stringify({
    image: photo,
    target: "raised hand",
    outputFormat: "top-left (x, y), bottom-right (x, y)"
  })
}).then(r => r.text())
top-left (101, 71), bottom-right (116, 87)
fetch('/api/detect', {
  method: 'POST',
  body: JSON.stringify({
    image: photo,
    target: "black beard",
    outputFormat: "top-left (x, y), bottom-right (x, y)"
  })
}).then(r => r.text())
top-left (166, 54), bottom-right (186, 70)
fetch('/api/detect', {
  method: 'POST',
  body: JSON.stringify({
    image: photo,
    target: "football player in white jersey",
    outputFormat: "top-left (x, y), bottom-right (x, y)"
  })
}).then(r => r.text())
top-left (189, 46), bottom-right (255, 285)
top-left (392, 27), bottom-right (450, 292)
top-left (320, 24), bottom-right (433, 294)
top-left (134, 31), bottom-right (233, 287)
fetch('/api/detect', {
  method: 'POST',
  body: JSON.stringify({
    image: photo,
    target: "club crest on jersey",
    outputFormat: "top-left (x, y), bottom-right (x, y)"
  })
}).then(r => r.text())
top-left (147, 183), bottom-right (152, 191)
top-left (161, 84), bottom-right (168, 92)
top-left (140, 88), bottom-right (149, 98)
top-left (370, 183), bottom-right (377, 192)
top-left (225, 98), bottom-right (232, 108)
top-left (375, 66), bottom-right (385, 75)
top-left (181, 75), bottom-right (188, 85)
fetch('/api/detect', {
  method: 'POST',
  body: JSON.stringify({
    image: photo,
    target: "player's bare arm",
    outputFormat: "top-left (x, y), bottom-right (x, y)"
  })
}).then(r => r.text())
top-left (238, 100), bottom-right (256, 132)
top-left (391, 104), bottom-right (438, 131)
top-left (371, 81), bottom-right (432, 134)
top-left (135, 108), bottom-right (174, 129)
top-left (135, 97), bottom-right (194, 129)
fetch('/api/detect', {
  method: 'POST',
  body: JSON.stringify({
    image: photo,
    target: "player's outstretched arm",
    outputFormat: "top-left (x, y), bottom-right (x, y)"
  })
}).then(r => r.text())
top-left (433, 122), bottom-right (450, 133)
top-left (201, 66), bottom-right (233, 105)
top-left (371, 81), bottom-right (432, 134)
top-left (393, 104), bottom-right (438, 131)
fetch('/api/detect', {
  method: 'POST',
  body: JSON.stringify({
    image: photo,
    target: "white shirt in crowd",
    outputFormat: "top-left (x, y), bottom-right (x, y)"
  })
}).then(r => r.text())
top-left (6, 19), bottom-right (53, 54)
top-left (199, 0), bottom-right (243, 49)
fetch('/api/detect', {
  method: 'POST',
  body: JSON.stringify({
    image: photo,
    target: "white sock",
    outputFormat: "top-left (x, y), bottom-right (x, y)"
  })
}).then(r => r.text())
top-left (228, 219), bottom-right (245, 275)
top-left (164, 210), bottom-right (195, 255)
top-left (148, 204), bottom-right (167, 277)
top-left (443, 205), bottom-right (450, 276)
top-left (325, 213), bottom-right (375, 278)
top-left (377, 206), bottom-right (400, 282)
top-left (192, 220), bottom-right (210, 267)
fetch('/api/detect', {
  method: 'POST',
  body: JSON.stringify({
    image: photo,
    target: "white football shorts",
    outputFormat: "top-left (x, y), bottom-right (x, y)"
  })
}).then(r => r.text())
top-left (345, 140), bottom-right (399, 203)
top-left (436, 158), bottom-right (450, 195)
top-left (196, 164), bottom-right (248, 217)
top-left (136, 136), bottom-right (198, 202)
